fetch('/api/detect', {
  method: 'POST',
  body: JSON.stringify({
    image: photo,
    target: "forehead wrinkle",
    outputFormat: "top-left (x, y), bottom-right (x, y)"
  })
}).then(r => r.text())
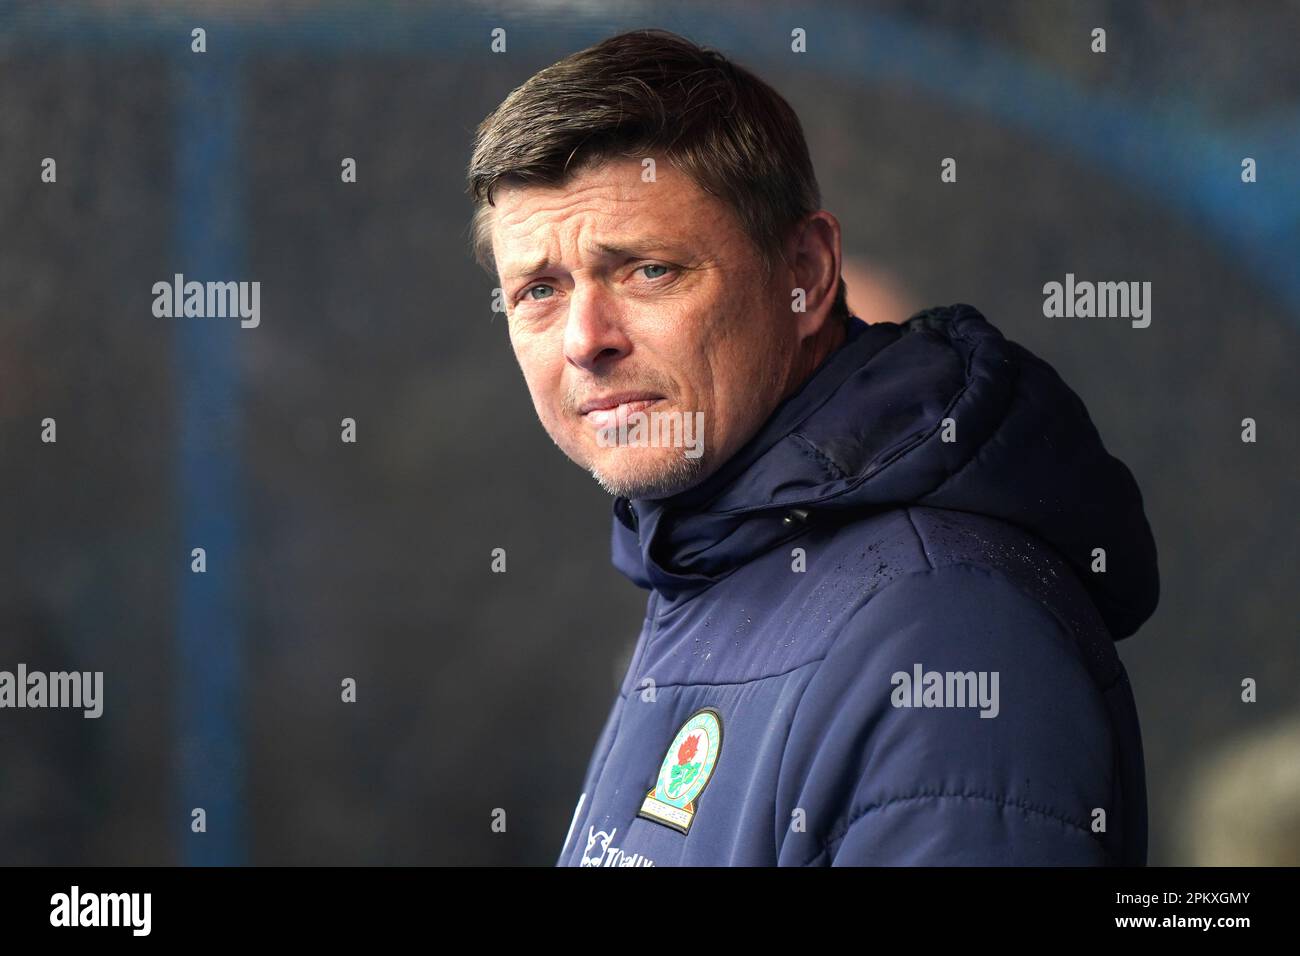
top-left (504, 236), bottom-right (685, 280)
top-left (490, 158), bottom-right (733, 281)
top-left (495, 175), bottom-right (644, 232)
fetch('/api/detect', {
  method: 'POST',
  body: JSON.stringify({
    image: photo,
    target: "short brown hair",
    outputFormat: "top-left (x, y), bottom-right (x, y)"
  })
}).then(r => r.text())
top-left (466, 28), bottom-right (849, 321)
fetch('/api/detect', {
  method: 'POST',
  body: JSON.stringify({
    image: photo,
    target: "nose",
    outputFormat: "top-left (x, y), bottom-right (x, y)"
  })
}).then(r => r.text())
top-left (562, 281), bottom-right (631, 372)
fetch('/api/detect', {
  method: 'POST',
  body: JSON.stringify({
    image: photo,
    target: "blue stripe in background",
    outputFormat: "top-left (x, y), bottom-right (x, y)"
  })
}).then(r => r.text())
top-left (173, 51), bottom-right (246, 866)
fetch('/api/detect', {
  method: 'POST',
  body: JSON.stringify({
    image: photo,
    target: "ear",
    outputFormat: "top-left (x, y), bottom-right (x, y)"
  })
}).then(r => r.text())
top-left (786, 211), bottom-right (843, 340)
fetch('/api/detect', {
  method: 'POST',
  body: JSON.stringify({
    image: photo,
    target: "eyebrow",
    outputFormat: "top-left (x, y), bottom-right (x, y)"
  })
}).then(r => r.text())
top-left (501, 238), bottom-right (683, 281)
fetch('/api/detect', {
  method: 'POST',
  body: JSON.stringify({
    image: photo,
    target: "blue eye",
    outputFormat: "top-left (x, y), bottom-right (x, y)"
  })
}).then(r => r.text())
top-left (640, 264), bottom-right (669, 279)
top-left (524, 284), bottom-right (554, 301)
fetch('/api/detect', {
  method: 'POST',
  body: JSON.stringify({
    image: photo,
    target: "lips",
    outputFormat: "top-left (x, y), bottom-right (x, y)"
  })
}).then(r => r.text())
top-left (579, 393), bottom-right (662, 431)
top-left (578, 391), bottom-right (663, 415)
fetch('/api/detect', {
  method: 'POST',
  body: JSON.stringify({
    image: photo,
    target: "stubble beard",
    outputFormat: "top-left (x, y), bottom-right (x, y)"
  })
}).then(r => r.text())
top-left (587, 447), bottom-right (707, 501)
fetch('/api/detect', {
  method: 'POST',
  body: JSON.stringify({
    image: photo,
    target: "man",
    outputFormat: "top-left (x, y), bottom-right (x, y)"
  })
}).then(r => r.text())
top-left (466, 29), bottom-right (1157, 866)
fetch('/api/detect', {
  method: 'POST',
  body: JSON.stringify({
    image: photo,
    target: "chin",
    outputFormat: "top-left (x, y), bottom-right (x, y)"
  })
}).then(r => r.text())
top-left (587, 448), bottom-right (707, 500)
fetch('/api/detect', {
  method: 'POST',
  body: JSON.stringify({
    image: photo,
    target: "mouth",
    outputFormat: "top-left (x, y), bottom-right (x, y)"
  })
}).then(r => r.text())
top-left (579, 393), bottom-right (663, 431)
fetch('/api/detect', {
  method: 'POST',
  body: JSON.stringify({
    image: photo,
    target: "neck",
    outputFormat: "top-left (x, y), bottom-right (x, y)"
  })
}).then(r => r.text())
top-left (782, 316), bottom-right (849, 401)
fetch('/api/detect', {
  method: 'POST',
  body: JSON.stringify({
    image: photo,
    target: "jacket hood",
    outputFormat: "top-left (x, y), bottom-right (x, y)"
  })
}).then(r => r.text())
top-left (611, 304), bottom-right (1159, 640)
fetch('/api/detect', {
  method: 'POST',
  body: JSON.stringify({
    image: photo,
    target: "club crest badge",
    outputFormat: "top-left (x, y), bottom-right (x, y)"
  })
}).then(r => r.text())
top-left (637, 707), bottom-right (723, 835)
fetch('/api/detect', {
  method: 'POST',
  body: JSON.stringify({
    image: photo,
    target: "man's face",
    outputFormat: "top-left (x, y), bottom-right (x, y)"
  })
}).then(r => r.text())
top-left (489, 156), bottom-right (803, 500)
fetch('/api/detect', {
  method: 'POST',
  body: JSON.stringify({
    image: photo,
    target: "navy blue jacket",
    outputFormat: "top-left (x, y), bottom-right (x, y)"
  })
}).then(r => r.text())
top-left (557, 304), bottom-right (1158, 866)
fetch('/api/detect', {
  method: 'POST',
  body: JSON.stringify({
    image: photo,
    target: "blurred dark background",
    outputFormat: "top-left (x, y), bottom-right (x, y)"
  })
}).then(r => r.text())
top-left (0, 0), bottom-right (1296, 866)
